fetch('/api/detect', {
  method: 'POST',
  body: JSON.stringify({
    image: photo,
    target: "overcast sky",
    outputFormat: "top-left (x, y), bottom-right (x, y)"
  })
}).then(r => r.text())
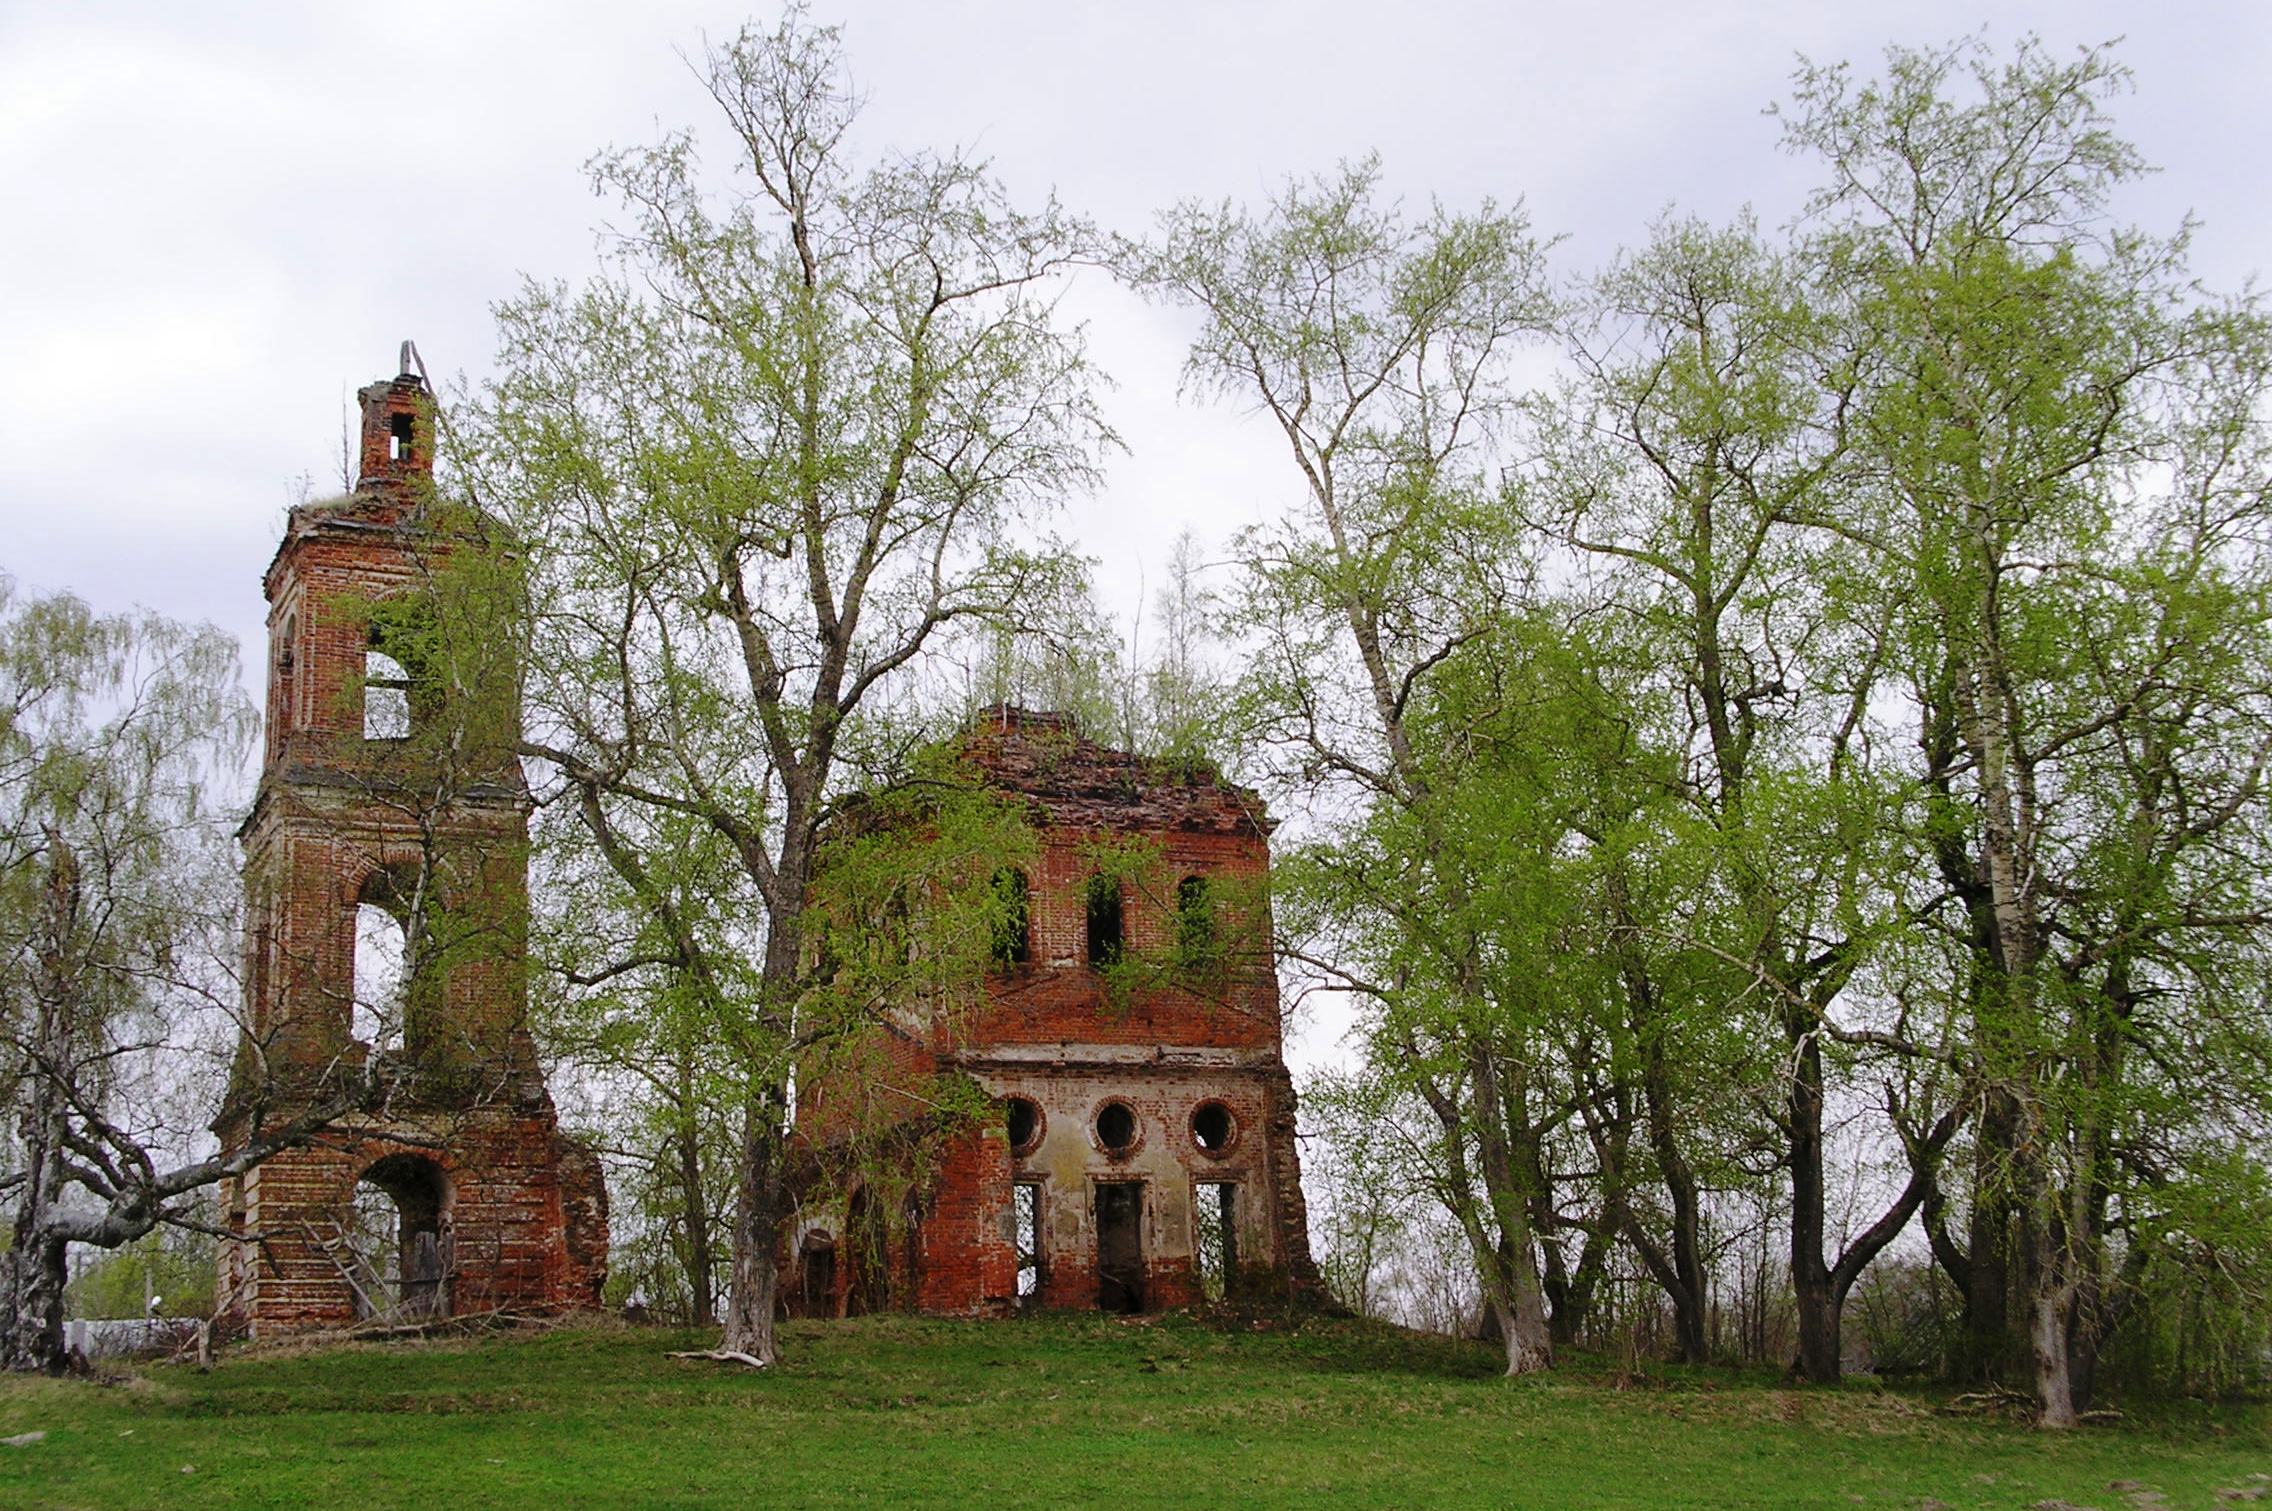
top-left (4, 2), bottom-right (2266, 1066)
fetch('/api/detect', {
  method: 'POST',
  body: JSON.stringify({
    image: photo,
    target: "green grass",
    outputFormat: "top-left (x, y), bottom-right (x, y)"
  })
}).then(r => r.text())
top-left (1, 1314), bottom-right (2266, 1509)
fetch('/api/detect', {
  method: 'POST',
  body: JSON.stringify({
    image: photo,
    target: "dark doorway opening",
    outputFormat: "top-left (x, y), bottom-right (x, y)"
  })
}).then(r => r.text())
top-left (798, 1237), bottom-right (836, 1318)
top-left (1095, 1182), bottom-right (1144, 1314)
top-left (344, 1153), bottom-right (448, 1321)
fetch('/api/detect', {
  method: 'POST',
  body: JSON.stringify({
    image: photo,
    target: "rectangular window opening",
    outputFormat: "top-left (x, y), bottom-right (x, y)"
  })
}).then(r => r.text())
top-left (1085, 875), bottom-right (1124, 969)
top-left (1196, 1182), bottom-right (1237, 1303)
top-left (1014, 1183), bottom-right (1041, 1307)
top-left (364, 650), bottom-right (411, 740)
top-left (991, 869), bottom-right (1030, 969)
top-left (389, 411), bottom-right (414, 462)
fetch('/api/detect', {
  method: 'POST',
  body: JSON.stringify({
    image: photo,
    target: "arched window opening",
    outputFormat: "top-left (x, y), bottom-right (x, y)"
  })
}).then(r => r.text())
top-left (354, 868), bottom-right (426, 1054)
top-left (1084, 874), bottom-right (1123, 970)
top-left (361, 601), bottom-right (440, 741)
top-left (1175, 874), bottom-right (1217, 971)
top-left (352, 901), bottom-right (406, 1052)
top-left (271, 613), bottom-right (299, 753)
top-left (363, 647), bottom-right (411, 740)
top-left (1005, 1095), bottom-right (1044, 1156)
top-left (341, 1154), bottom-right (448, 1321)
top-left (989, 869), bottom-right (1031, 969)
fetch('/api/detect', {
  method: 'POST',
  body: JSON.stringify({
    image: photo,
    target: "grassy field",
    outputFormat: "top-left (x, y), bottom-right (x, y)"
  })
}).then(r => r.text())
top-left (0, 1313), bottom-right (2266, 1509)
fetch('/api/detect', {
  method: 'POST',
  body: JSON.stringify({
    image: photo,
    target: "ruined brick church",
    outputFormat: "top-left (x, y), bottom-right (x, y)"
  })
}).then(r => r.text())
top-left (788, 709), bottom-right (1322, 1316)
top-left (217, 356), bottom-right (1316, 1332)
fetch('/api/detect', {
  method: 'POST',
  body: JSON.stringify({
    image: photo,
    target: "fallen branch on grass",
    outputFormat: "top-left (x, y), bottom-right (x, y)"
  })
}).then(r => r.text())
top-left (347, 1307), bottom-right (547, 1341)
top-left (1936, 1386), bottom-right (2035, 1417)
top-left (666, 1349), bottom-right (768, 1369)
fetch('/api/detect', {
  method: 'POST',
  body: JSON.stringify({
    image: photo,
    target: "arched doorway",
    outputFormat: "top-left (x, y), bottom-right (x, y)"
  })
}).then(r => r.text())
top-left (342, 1154), bottom-right (451, 1321)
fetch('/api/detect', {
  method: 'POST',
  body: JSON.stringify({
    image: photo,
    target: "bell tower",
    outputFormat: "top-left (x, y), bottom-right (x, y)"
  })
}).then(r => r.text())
top-left (215, 347), bottom-right (607, 1336)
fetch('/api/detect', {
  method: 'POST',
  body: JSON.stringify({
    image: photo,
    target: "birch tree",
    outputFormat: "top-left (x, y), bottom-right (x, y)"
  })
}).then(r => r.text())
top-left (463, 9), bottom-right (1109, 1366)
top-left (1786, 35), bottom-right (2272, 1424)
top-left (0, 583), bottom-right (354, 1372)
top-left (1528, 212), bottom-right (1964, 1380)
top-left (1126, 160), bottom-right (1563, 1372)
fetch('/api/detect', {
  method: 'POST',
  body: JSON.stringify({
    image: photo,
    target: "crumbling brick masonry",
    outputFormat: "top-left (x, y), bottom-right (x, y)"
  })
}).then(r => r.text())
top-left (213, 356), bottom-right (606, 1337)
top-left (789, 709), bottom-right (1323, 1317)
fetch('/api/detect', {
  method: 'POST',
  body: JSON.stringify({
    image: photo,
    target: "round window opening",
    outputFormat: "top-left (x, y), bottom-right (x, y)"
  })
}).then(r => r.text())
top-left (1095, 1101), bottom-right (1138, 1154)
top-left (1006, 1096), bottom-right (1043, 1155)
top-left (1192, 1101), bottom-right (1237, 1155)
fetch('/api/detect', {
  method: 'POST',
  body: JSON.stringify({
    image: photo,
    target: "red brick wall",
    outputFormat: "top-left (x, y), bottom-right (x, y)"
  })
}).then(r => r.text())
top-left (218, 1115), bottom-right (603, 1332)
top-left (913, 1124), bottom-right (1017, 1314)
top-left (218, 367), bottom-right (604, 1337)
top-left (792, 709), bottom-right (1321, 1316)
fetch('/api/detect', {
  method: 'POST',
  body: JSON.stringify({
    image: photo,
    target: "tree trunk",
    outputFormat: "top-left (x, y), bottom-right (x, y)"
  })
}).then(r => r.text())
top-left (2065, 1270), bottom-right (2102, 1415)
top-left (0, 1233), bottom-right (69, 1375)
top-left (1791, 1282), bottom-right (1841, 1384)
top-left (2030, 1280), bottom-right (2079, 1429)
top-left (679, 1113), bottom-right (716, 1328)
top-left (1493, 1286), bottom-right (1554, 1375)
top-left (1638, 1028), bottom-right (1709, 1365)
top-left (1787, 1013), bottom-right (1840, 1382)
top-left (719, 1087), bottom-right (785, 1364)
top-left (1960, 586), bottom-right (2064, 1411)
top-left (1550, 1216), bottom-right (1614, 1348)
top-left (1525, 1123), bottom-right (1573, 1338)
top-left (716, 817), bottom-right (811, 1365)
top-left (1666, 1216), bottom-right (1708, 1365)
top-left (1963, 1128), bottom-right (2022, 1381)
top-left (6, 842), bottom-right (77, 1374)
top-left (1418, 1047), bottom-right (1552, 1378)
top-left (1622, 1214), bottom-right (1708, 1367)
top-left (1467, 1043), bottom-right (1554, 1375)
top-left (674, 1052), bottom-right (716, 1327)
